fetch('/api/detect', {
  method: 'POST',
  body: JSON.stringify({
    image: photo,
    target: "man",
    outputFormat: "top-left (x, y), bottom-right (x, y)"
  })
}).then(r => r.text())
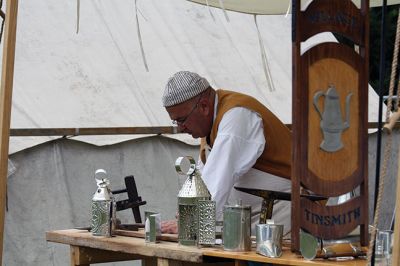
top-left (161, 71), bottom-right (292, 234)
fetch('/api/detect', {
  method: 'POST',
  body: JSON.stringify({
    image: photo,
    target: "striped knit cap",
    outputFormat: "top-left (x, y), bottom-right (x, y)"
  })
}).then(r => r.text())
top-left (162, 71), bottom-right (210, 107)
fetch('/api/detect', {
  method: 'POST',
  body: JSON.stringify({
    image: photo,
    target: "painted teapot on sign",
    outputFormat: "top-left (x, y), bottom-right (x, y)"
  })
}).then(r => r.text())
top-left (313, 85), bottom-right (352, 152)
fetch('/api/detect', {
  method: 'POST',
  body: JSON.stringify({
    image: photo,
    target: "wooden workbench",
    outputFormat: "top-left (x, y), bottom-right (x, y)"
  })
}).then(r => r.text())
top-left (46, 229), bottom-right (368, 266)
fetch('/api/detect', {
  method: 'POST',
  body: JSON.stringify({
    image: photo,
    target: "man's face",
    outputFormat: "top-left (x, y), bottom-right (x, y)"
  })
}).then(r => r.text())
top-left (166, 93), bottom-right (211, 139)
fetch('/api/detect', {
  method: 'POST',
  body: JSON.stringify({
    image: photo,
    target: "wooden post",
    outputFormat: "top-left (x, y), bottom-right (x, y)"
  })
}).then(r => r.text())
top-left (392, 149), bottom-right (400, 265)
top-left (291, 0), bottom-right (369, 250)
top-left (0, 0), bottom-right (19, 263)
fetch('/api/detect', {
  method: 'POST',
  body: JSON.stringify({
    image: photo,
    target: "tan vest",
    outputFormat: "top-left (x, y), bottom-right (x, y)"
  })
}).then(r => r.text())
top-left (201, 90), bottom-right (291, 179)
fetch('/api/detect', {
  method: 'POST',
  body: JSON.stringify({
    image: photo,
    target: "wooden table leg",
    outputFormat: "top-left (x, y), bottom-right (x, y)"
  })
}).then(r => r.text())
top-left (70, 245), bottom-right (143, 265)
top-left (143, 257), bottom-right (157, 266)
top-left (234, 260), bottom-right (247, 266)
top-left (157, 258), bottom-right (182, 266)
top-left (70, 246), bottom-right (89, 266)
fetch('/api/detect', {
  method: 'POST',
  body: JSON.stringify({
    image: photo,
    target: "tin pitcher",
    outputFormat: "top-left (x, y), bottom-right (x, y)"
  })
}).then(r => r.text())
top-left (91, 169), bottom-right (116, 237)
top-left (313, 85), bottom-right (352, 152)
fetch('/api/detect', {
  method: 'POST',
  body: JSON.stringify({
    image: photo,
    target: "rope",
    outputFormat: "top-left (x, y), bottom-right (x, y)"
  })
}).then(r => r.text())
top-left (387, 7), bottom-right (400, 114)
top-left (76, 0), bottom-right (80, 34)
top-left (134, 0), bottom-right (149, 72)
top-left (285, 1), bottom-right (291, 18)
top-left (205, 0), bottom-right (216, 21)
top-left (397, 72), bottom-right (400, 110)
top-left (218, 0), bottom-right (229, 22)
top-left (254, 15), bottom-right (275, 92)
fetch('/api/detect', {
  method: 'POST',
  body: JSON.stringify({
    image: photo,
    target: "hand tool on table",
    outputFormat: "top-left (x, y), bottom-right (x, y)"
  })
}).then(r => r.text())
top-left (234, 187), bottom-right (327, 224)
top-left (112, 175), bottom-right (146, 224)
top-left (76, 175), bottom-right (147, 232)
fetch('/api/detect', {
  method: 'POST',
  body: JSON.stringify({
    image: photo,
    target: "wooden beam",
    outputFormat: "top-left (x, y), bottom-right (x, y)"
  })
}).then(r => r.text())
top-left (0, 0), bottom-right (18, 263)
top-left (9, 126), bottom-right (179, 136)
top-left (7, 122), bottom-right (391, 137)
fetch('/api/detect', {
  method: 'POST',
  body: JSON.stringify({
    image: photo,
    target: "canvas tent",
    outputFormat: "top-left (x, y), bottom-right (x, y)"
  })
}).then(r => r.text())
top-left (0, 0), bottom-right (399, 265)
top-left (4, 0), bottom-right (387, 154)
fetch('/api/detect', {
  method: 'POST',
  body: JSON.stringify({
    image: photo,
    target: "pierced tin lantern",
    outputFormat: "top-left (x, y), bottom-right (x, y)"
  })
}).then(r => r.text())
top-left (175, 156), bottom-right (213, 246)
top-left (91, 169), bottom-right (116, 237)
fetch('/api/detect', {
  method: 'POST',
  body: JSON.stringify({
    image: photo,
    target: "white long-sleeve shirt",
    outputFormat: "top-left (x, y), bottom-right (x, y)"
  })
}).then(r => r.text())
top-left (198, 94), bottom-right (291, 233)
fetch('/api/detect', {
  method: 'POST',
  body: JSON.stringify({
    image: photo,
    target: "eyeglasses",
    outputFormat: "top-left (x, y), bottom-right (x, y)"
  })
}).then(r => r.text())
top-left (171, 94), bottom-right (203, 126)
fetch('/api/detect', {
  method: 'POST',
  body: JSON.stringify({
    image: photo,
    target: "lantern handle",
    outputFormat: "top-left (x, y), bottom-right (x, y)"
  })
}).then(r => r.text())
top-left (94, 169), bottom-right (109, 186)
top-left (175, 156), bottom-right (196, 176)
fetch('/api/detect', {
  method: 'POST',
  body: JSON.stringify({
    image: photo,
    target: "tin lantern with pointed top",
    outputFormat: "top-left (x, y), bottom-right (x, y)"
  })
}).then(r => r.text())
top-left (175, 156), bottom-right (214, 246)
top-left (91, 169), bottom-right (116, 237)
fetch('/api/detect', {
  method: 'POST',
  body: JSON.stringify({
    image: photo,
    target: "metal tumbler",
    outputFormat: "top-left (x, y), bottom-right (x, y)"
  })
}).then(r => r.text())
top-left (223, 201), bottom-right (251, 251)
top-left (256, 224), bottom-right (283, 258)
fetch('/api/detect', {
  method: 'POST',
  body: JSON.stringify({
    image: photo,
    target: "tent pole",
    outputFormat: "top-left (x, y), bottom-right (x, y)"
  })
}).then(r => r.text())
top-left (393, 147), bottom-right (400, 266)
top-left (0, 0), bottom-right (18, 263)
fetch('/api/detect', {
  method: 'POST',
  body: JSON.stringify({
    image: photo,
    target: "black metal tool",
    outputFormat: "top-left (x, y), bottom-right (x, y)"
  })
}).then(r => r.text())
top-left (234, 186), bottom-right (327, 224)
top-left (112, 175), bottom-right (146, 224)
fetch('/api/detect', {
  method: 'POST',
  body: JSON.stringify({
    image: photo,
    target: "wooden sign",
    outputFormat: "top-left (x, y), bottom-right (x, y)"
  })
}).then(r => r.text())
top-left (291, 0), bottom-right (369, 251)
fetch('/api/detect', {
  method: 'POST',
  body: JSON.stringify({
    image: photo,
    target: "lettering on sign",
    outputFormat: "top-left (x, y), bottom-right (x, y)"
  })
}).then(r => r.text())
top-left (307, 11), bottom-right (359, 28)
top-left (300, 197), bottom-right (364, 239)
top-left (304, 207), bottom-right (361, 226)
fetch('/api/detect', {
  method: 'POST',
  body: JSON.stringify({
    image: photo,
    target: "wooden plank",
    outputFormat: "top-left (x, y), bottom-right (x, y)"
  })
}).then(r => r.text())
top-left (46, 229), bottom-right (203, 263)
top-left (70, 245), bottom-right (142, 265)
top-left (156, 258), bottom-right (234, 266)
top-left (291, 0), bottom-right (302, 251)
top-left (0, 0), bottom-right (19, 263)
top-left (9, 126), bottom-right (179, 136)
top-left (202, 248), bottom-right (367, 266)
top-left (48, 229), bottom-right (370, 266)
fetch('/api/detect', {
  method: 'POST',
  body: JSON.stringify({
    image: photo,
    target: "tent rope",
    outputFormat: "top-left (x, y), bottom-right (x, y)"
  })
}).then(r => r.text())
top-left (134, 0), bottom-right (149, 72)
top-left (285, 1), bottom-right (291, 18)
top-left (254, 15), bottom-right (275, 92)
top-left (367, 6), bottom-right (400, 265)
top-left (205, 0), bottom-right (216, 21)
top-left (218, 0), bottom-right (229, 22)
top-left (387, 7), bottom-right (400, 114)
top-left (76, 0), bottom-right (80, 34)
top-left (397, 70), bottom-right (400, 110)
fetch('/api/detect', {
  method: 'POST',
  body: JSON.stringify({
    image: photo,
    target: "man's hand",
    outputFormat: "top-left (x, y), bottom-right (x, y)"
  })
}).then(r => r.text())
top-left (161, 220), bottom-right (178, 234)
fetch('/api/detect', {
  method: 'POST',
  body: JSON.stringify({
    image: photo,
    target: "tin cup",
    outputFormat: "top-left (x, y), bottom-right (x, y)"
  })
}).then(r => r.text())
top-left (377, 230), bottom-right (393, 257)
top-left (256, 224), bottom-right (283, 258)
top-left (145, 212), bottom-right (161, 243)
top-left (222, 202), bottom-right (251, 251)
